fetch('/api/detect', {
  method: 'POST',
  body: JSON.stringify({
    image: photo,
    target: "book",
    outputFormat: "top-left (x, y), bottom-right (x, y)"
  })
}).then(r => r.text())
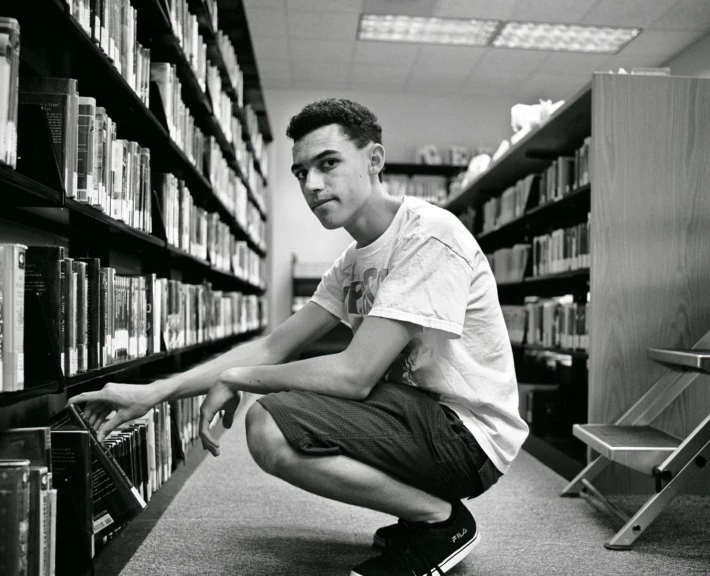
top-left (76, 259), bottom-right (101, 370)
top-left (0, 460), bottom-right (30, 576)
top-left (0, 427), bottom-right (52, 470)
top-left (25, 247), bottom-right (65, 381)
top-left (28, 466), bottom-right (50, 576)
top-left (48, 483), bottom-right (57, 576)
top-left (50, 405), bottom-right (146, 540)
top-left (19, 78), bottom-right (79, 199)
top-left (77, 96), bottom-right (96, 204)
top-left (72, 261), bottom-right (88, 373)
top-left (60, 258), bottom-right (77, 377)
top-left (50, 428), bottom-right (93, 574)
top-left (0, 17), bottom-right (21, 169)
top-left (1, 243), bottom-right (27, 392)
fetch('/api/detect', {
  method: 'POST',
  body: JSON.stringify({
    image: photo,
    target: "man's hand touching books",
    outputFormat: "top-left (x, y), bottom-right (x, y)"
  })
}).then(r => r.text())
top-left (199, 382), bottom-right (242, 457)
top-left (68, 383), bottom-right (160, 441)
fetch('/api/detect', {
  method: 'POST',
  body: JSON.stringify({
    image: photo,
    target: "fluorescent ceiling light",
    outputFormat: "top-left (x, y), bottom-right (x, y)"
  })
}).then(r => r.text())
top-left (358, 14), bottom-right (500, 46)
top-left (493, 22), bottom-right (641, 53)
top-left (358, 14), bottom-right (641, 54)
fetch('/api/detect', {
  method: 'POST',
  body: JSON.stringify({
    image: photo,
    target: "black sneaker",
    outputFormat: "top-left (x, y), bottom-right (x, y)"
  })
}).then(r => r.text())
top-left (372, 520), bottom-right (408, 549)
top-left (353, 502), bottom-right (480, 576)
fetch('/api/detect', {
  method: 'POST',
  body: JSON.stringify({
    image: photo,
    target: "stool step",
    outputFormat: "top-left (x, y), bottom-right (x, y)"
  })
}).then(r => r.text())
top-left (647, 348), bottom-right (710, 373)
top-left (573, 424), bottom-right (681, 475)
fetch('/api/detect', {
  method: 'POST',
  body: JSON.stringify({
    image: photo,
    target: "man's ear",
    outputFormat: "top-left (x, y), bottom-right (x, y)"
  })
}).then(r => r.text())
top-left (369, 143), bottom-right (385, 176)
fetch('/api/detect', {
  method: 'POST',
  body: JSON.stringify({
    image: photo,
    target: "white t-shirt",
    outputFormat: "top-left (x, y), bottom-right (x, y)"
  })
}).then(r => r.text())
top-left (311, 195), bottom-right (529, 474)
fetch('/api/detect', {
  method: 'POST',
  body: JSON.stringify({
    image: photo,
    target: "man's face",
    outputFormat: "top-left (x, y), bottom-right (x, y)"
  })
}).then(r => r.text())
top-left (291, 124), bottom-right (373, 230)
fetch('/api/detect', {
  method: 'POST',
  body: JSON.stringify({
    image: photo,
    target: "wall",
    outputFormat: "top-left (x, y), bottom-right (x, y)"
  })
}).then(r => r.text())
top-left (664, 32), bottom-right (710, 77)
top-left (264, 88), bottom-right (518, 329)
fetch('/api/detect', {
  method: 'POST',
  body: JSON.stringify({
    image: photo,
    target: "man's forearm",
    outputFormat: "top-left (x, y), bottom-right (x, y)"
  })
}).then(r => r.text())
top-left (152, 335), bottom-right (287, 402)
top-left (219, 352), bottom-right (368, 400)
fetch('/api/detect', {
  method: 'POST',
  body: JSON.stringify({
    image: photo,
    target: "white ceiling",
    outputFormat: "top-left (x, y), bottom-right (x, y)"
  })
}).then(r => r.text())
top-left (243, 0), bottom-right (710, 102)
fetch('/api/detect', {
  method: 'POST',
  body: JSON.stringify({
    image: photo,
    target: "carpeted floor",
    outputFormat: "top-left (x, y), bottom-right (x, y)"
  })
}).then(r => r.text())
top-left (113, 394), bottom-right (710, 576)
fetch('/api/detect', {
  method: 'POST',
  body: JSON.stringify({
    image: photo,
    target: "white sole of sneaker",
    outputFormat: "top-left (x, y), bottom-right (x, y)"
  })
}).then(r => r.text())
top-left (352, 530), bottom-right (480, 576)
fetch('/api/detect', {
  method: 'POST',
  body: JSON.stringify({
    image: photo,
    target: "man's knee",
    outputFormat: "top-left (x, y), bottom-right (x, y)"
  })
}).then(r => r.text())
top-left (245, 401), bottom-right (290, 476)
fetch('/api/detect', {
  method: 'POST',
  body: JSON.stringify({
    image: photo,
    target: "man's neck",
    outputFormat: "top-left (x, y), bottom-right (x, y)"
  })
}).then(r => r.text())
top-left (347, 188), bottom-right (403, 249)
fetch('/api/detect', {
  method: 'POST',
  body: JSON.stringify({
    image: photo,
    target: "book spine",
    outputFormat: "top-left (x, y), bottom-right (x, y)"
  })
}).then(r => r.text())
top-left (72, 261), bottom-right (88, 373)
top-left (77, 259), bottom-right (100, 370)
top-left (1, 244), bottom-right (26, 391)
top-left (60, 259), bottom-right (76, 376)
top-left (0, 460), bottom-right (30, 576)
top-left (48, 486), bottom-right (57, 576)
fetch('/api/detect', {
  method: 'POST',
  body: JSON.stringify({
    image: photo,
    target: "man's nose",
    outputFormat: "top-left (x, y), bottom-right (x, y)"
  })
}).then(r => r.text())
top-left (304, 169), bottom-right (324, 192)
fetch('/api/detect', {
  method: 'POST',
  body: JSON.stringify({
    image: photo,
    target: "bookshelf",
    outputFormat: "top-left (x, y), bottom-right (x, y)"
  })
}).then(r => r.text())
top-left (0, 0), bottom-right (273, 571)
top-left (443, 73), bottom-right (710, 495)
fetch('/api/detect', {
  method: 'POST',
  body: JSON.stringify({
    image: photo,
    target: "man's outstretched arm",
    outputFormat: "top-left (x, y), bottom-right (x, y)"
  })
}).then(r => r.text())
top-left (69, 302), bottom-right (341, 440)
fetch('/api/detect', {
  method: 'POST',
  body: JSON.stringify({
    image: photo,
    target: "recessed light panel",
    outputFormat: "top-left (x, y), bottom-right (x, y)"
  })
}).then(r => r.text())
top-left (358, 14), bottom-right (500, 46)
top-left (492, 22), bottom-right (641, 53)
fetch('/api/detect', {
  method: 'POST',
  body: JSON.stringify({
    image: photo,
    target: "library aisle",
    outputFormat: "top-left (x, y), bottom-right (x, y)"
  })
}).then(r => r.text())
top-left (100, 395), bottom-right (710, 576)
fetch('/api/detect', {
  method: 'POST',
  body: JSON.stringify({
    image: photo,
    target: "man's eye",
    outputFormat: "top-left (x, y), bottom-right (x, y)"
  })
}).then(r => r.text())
top-left (294, 171), bottom-right (306, 180)
top-left (322, 159), bottom-right (337, 169)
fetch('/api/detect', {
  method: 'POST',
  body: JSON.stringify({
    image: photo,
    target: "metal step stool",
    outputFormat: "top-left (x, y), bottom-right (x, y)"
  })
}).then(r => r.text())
top-left (560, 336), bottom-right (710, 550)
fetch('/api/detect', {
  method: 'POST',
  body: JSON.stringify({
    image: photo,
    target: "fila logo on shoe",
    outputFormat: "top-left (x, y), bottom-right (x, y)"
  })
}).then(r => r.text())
top-left (452, 528), bottom-right (468, 543)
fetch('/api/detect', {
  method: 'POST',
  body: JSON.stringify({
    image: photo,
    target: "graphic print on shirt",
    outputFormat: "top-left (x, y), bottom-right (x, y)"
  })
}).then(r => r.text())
top-left (342, 262), bottom-right (440, 391)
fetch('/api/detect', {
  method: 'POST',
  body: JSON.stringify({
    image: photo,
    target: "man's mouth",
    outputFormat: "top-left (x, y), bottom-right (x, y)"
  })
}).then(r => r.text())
top-left (312, 199), bottom-right (335, 209)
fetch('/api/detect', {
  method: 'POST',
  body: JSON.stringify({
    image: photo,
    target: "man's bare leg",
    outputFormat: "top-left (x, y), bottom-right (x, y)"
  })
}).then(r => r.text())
top-left (244, 401), bottom-right (451, 524)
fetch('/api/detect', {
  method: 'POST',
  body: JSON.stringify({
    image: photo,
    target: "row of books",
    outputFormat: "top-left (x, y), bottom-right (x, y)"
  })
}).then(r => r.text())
top-left (155, 173), bottom-right (267, 276)
top-left (502, 296), bottom-right (590, 351)
top-left (482, 173), bottom-right (535, 233)
top-left (0, 19), bottom-right (19, 168)
top-left (0, 244), bottom-right (267, 392)
top-left (538, 138), bottom-right (591, 207)
top-left (0, 399), bottom-right (217, 575)
top-left (244, 103), bottom-right (268, 171)
top-left (532, 217), bottom-right (591, 278)
top-left (66, 0), bottom-right (150, 105)
top-left (383, 175), bottom-right (448, 205)
top-left (167, 0), bottom-right (209, 93)
top-left (486, 244), bottom-right (530, 284)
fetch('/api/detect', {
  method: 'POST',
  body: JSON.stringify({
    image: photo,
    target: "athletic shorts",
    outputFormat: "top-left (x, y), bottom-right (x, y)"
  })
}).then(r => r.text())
top-left (256, 381), bottom-right (502, 502)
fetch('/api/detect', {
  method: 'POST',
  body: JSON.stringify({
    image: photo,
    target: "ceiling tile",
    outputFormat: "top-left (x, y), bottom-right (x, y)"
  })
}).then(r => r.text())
top-left (433, 0), bottom-right (519, 20)
top-left (245, 8), bottom-right (288, 38)
top-left (618, 29), bottom-right (705, 56)
top-left (286, 0), bottom-right (363, 12)
top-left (461, 73), bottom-right (522, 96)
top-left (649, 0), bottom-right (710, 31)
top-left (517, 74), bottom-right (589, 103)
top-left (290, 39), bottom-right (356, 63)
top-left (351, 63), bottom-right (413, 83)
top-left (581, 0), bottom-right (677, 28)
top-left (406, 67), bottom-right (466, 94)
top-left (354, 41), bottom-right (421, 66)
top-left (473, 48), bottom-right (550, 77)
top-left (287, 10), bottom-right (360, 40)
top-left (292, 62), bottom-right (352, 84)
top-left (252, 35), bottom-right (290, 61)
top-left (538, 52), bottom-right (614, 77)
top-left (363, 0), bottom-right (435, 17)
top-left (511, 0), bottom-right (595, 23)
top-left (261, 76), bottom-right (294, 89)
top-left (415, 45), bottom-right (486, 75)
top-left (257, 60), bottom-right (292, 81)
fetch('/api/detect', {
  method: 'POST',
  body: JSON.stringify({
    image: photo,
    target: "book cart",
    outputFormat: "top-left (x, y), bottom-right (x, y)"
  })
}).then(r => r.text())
top-left (0, 0), bottom-right (271, 573)
top-left (443, 72), bottom-right (710, 494)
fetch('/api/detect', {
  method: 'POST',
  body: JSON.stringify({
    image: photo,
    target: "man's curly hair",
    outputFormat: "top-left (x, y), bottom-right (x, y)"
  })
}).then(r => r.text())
top-left (286, 98), bottom-right (382, 148)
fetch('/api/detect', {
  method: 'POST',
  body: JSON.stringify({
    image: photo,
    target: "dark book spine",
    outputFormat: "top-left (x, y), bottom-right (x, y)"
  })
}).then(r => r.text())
top-left (0, 460), bottom-right (30, 576)
top-left (28, 466), bottom-right (50, 576)
top-left (60, 259), bottom-right (75, 376)
top-left (50, 430), bottom-right (93, 575)
top-left (25, 247), bottom-right (64, 383)
top-left (76, 259), bottom-right (101, 370)
top-left (100, 268), bottom-right (108, 367)
top-left (72, 262), bottom-right (88, 373)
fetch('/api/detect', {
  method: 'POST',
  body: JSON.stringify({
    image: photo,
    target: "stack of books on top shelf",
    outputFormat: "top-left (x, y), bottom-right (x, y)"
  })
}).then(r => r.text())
top-left (481, 174), bottom-right (536, 233)
top-left (537, 138), bottom-right (590, 208)
top-left (0, 243), bottom-right (267, 393)
top-left (69, 0), bottom-right (151, 105)
top-left (383, 174), bottom-right (448, 205)
top-left (217, 30), bottom-right (244, 106)
top-left (532, 216), bottom-right (591, 278)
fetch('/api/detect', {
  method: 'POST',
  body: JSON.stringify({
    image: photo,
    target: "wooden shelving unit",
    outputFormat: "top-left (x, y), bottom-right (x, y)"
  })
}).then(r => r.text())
top-left (442, 73), bottom-right (710, 493)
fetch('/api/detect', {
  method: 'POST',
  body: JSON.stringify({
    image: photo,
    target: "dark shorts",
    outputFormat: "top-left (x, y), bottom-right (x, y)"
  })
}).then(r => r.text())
top-left (256, 381), bottom-right (503, 501)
